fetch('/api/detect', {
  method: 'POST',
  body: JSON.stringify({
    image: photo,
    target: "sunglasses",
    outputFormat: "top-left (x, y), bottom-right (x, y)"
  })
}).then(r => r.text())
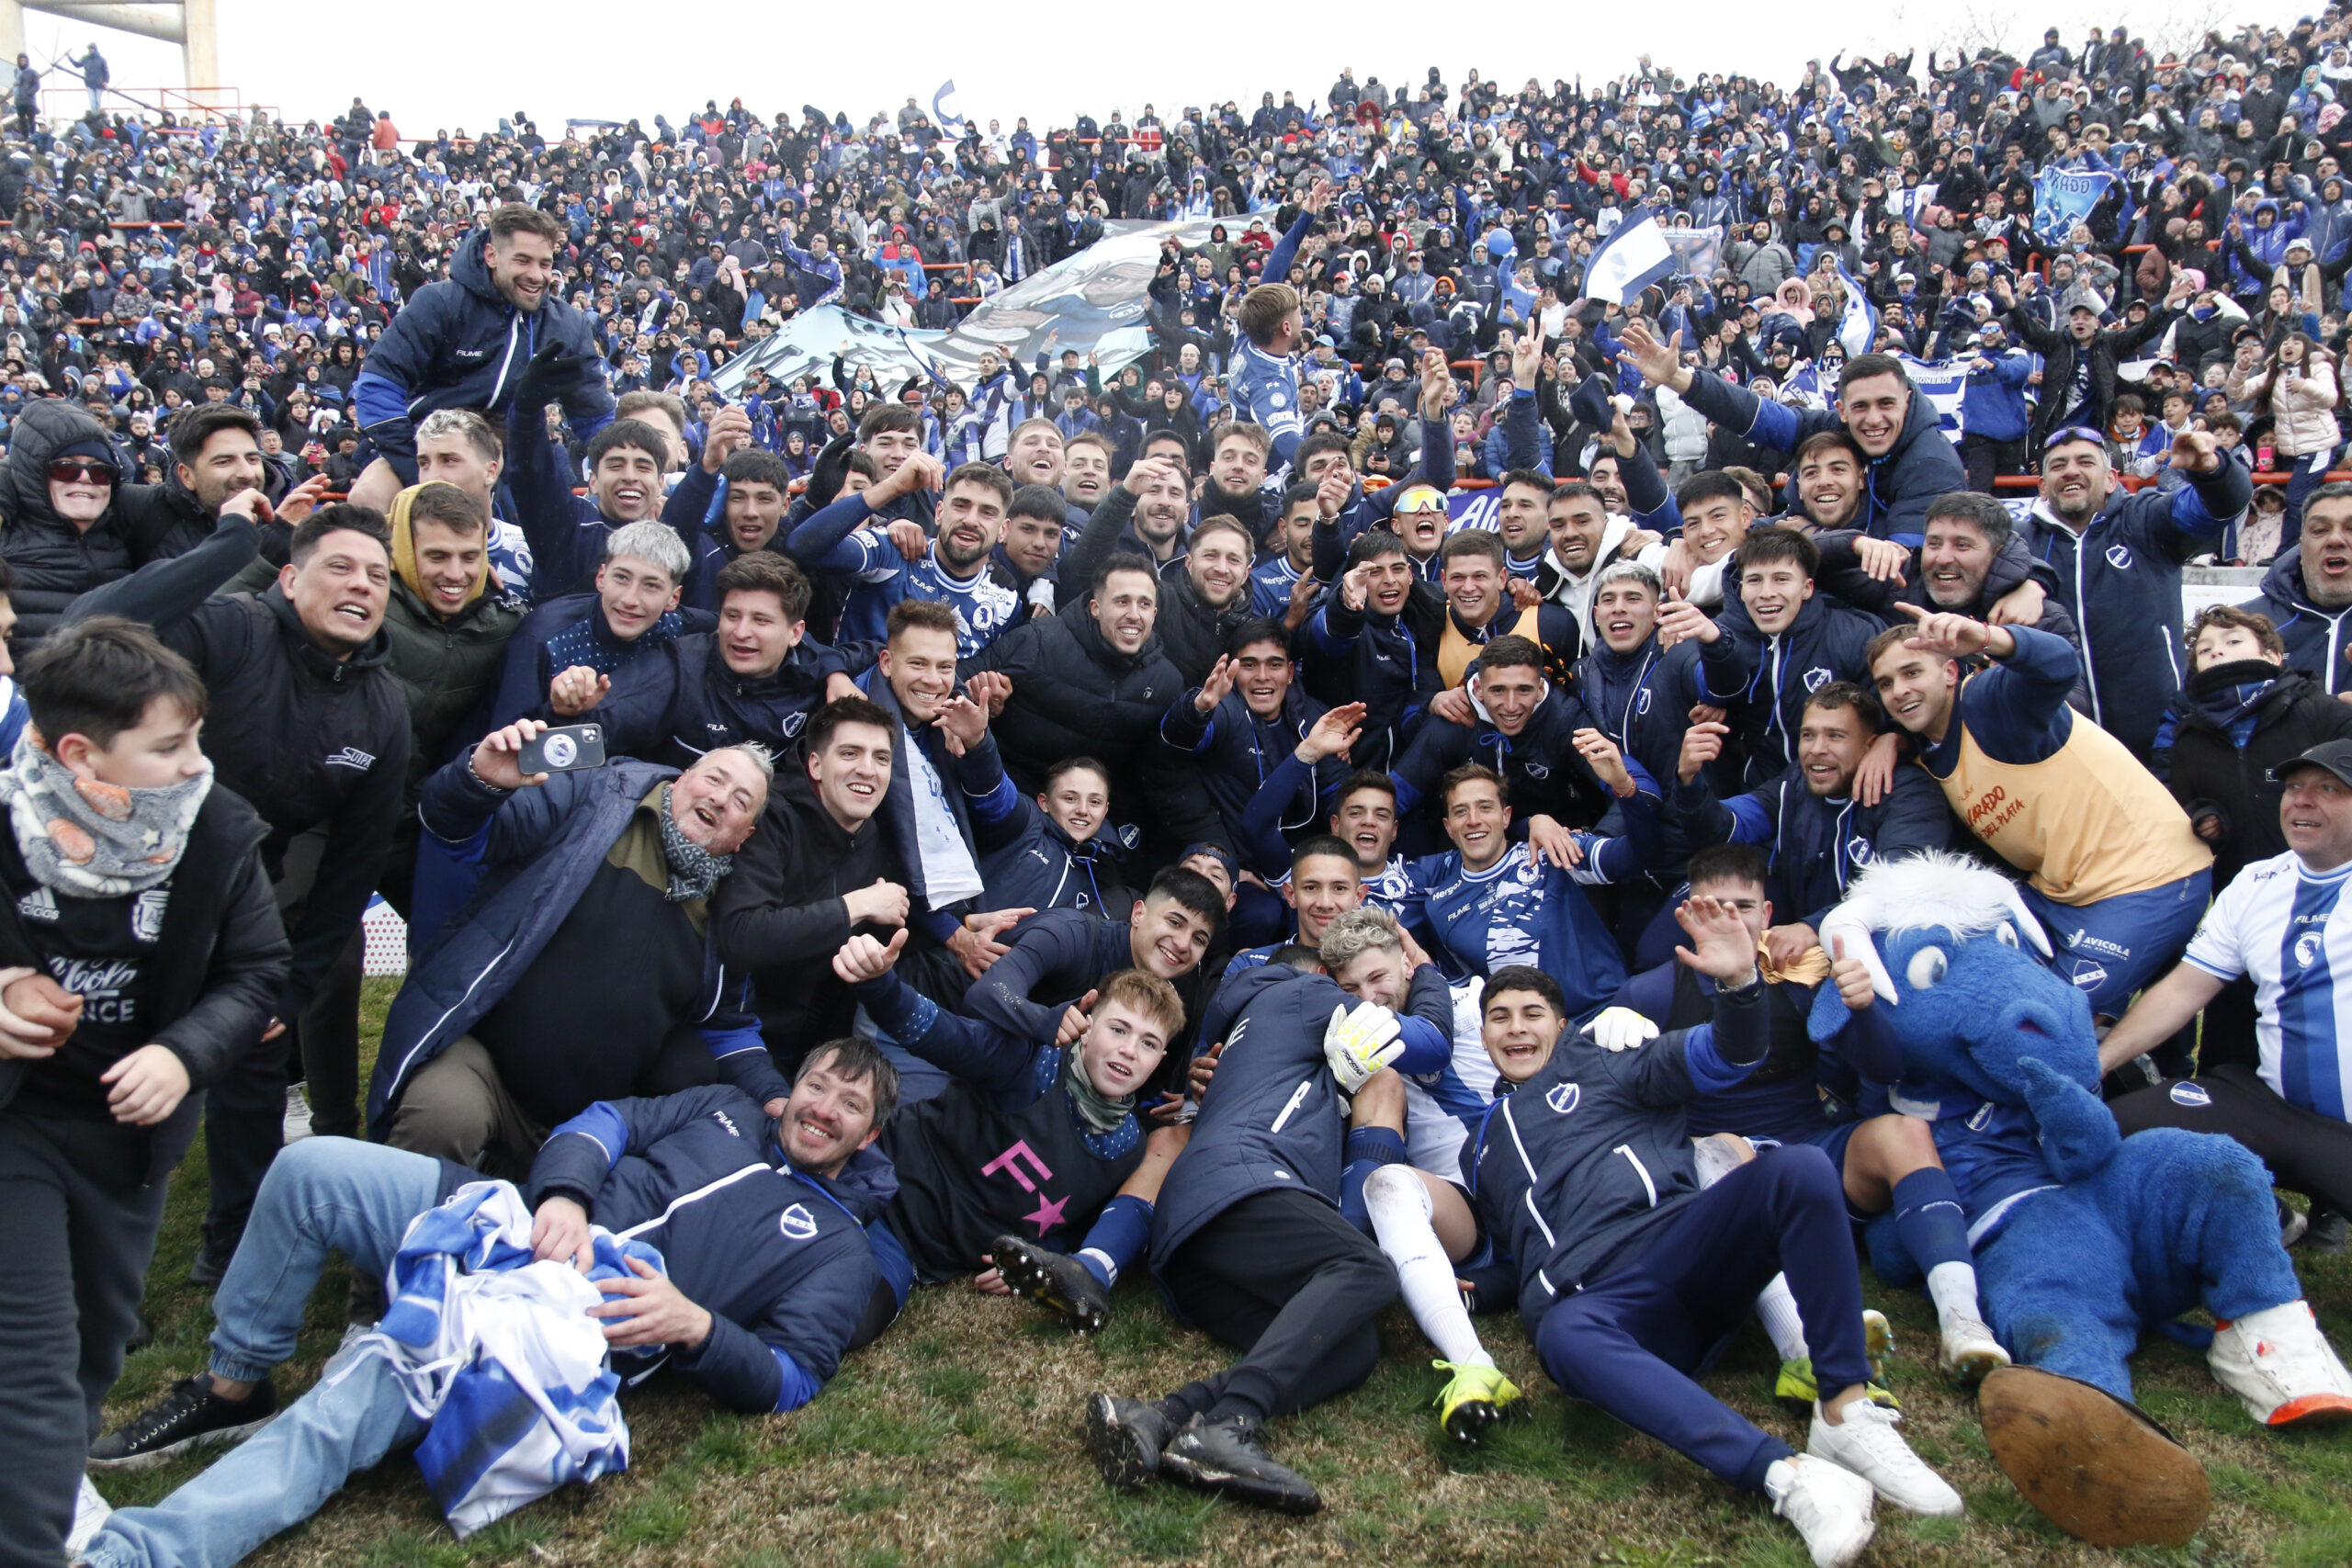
top-left (48, 458), bottom-right (117, 485)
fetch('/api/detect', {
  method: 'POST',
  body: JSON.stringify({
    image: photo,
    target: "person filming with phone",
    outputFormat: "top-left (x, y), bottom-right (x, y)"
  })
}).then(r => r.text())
top-left (365, 719), bottom-right (782, 1179)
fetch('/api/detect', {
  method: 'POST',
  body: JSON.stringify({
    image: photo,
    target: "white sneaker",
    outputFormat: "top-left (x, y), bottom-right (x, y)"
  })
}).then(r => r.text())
top-left (1808, 1400), bottom-right (1964, 1517)
top-left (281, 1083), bottom-right (312, 1145)
top-left (67, 1473), bottom-right (111, 1554)
top-left (1938, 1313), bottom-right (2010, 1386)
top-left (2209, 1300), bottom-right (2352, 1427)
top-left (1769, 1453), bottom-right (1877, 1568)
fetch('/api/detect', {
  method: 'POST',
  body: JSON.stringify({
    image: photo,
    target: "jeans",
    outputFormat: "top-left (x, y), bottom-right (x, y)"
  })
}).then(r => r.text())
top-left (84, 1137), bottom-right (445, 1568)
top-left (2280, 446), bottom-right (2336, 554)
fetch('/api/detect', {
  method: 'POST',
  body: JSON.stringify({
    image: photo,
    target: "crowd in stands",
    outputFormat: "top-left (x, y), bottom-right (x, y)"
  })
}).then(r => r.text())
top-left (12, 15), bottom-right (2352, 1568)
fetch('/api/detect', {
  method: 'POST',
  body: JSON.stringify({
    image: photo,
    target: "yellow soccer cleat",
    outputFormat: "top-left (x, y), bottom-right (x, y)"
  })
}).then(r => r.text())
top-left (1433, 1359), bottom-right (1522, 1445)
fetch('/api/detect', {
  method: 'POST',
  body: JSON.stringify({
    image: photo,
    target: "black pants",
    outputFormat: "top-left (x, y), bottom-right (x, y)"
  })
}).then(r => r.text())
top-left (0, 1111), bottom-right (170, 1566)
top-left (1960, 433), bottom-right (2028, 493)
top-left (1155, 1188), bottom-right (1397, 1424)
top-left (2109, 1063), bottom-right (2352, 1218)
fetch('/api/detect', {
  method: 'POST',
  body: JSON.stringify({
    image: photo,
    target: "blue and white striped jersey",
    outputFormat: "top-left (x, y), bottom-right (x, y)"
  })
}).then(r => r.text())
top-left (2183, 850), bottom-right (2352, 1121)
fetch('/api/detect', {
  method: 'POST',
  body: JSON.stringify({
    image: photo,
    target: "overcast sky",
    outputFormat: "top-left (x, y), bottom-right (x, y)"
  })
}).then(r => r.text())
top-left (23, 0), bottom-right (2305, 139)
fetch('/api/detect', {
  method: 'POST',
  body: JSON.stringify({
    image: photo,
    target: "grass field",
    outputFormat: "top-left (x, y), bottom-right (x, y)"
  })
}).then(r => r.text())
top-left (91, 978), bottom-right (2352, 1568)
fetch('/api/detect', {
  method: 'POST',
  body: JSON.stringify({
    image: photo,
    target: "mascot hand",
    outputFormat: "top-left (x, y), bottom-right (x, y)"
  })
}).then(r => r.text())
top-left (1325, 1002), bottom-right (1404, 1093)
top-left (2018, 1055), bottom-right (2122, 1180)
top-left (1586, 1007), bottom-right (1660, 1053)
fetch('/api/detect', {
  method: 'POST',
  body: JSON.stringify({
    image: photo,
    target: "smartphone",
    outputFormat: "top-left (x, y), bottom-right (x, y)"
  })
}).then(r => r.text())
top-left (517, 723), bottom-right (606, 775)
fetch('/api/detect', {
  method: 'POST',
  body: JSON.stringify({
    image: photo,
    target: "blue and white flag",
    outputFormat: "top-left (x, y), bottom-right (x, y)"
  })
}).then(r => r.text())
top-left (1896, 355), bottom-right (1968, 438)
top-left (1579, 211), bottom-right (1679, 305)
top-left (2032, 165), bottom-right (2116, 246)
top-left (932, 81), bottom-right (968, 137)
top-left (1834, 263), bottom-right (1879, 357)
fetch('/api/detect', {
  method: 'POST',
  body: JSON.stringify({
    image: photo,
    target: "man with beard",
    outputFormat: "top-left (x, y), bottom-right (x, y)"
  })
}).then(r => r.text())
top-left (1149, 515), bottom-right (1258, 685)
top-left (1201, 423), bottom-right (1281, 541)
top-left (2013, 427), bottom-right (2252, 759)
top-left (788, 454), bottom-right (1021, 660)
top-left (2244, 484), bottom-right (2352, 698)
top-left (1788, 432), bottom-right (1866, 531)
top-left (1003, 418), bottom-right (1090, 528)
top-left (1813, 493), bottom-right (2078, 657)
top-left (1061, 455), bottom-right (1194, 598)
top-left (1532, 479), bottom-right (1668, 649)
top-left (113, 406), bottom-right (301, 567)
top-left (1250, 482), bottom-right (1325, 621)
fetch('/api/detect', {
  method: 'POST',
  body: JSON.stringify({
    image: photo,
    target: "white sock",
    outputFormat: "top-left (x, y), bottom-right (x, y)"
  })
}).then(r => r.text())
top-left (1926, 1261), bottom-right (1984, 1329)
top-left (1078, 1247), bottom-right (1120, 1287)
top-left (1763, 1456), bottom-right (1799, 1504)
top-left (1756, 1272), bottom-right (1809, 1361)
top-left (1363, 1165), bottom-right (1490, 1367)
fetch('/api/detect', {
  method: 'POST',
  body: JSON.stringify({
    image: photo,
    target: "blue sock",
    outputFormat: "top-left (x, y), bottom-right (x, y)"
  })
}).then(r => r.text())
top-left (1340, 1126), bottom-right (1408, 1235)
top-left (1074, 1193), bottom-right (1152, 1288)
top-left (1891, 1168), bottom-right (1972, 1273)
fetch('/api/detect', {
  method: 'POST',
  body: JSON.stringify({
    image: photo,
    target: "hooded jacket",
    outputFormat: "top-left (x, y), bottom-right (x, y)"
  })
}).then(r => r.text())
top-left (352, 226), bottom-right (616, 481)
top-left (594, 631), bottom-right (846, 771)
top-left (0, 400), bottom-right (136, 642)
top-left (1699, 588), bottom-right (1888, 787)
top-left (1671, 367), bottom-right (1966, 546)
top-left (2154, 660), bottom-right (2352, 889)
top-left (2005, 301), bottom-right (2180, 450)
top-left (2243, 545), bottom-right (2352, 697)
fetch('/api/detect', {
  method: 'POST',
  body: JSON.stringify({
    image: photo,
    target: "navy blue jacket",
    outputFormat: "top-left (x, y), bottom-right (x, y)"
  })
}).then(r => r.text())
top-left (504, 414), bottom-right (635, 602)
top-left (529, 1086), bottom-right (892, 1413)
top-left (1299, 589), bottom-right (1442, 774)
top-left (367, 759), bottom-right (772, 1139)
top-left (353, 228), bottom-right (615, 484)
top-left (1152, 963), bottom-right (1451, 1267)
top-left (1390, 684), bottom-right (1646, 828)
top-left (854, 664), bottom-right (1019, 945)
top-left (483, 591), bottom-right (715, 730)
top-left (1699, 590), bottom-right (1887, 787)
top-left (1159, 684), bottom-right (1339, 855)
top-left (594, 632), bottom-right (846, 769)
top-left (1663, 766), bottom-right (1954, 929)
top-left (1674, 368), bottom-right (1966, 546)
top-left (2243, 546), bottom-right (2352, 699)
top-left (964, 908), bottom-right (1138, 1042)
top-left (1575, 635), bottom-right (1708, 798)
top-left (974, 795), bottom-right (1130, 919)
top-left (2014, 457), bottom-right (2251, 759)
top-left (1466, 980), bottom-right (1770, 1336)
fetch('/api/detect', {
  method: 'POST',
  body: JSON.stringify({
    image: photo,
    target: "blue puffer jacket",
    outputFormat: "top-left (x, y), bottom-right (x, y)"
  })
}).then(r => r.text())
top-left (2242, 545), bottom-right (2352, 698)
top-left (354, 227), bottom-right (615, 481)
top-left (366, 759), bottom-right (771, 1139)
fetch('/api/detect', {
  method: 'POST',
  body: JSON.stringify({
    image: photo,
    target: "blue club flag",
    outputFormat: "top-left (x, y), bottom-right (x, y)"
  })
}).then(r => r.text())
top-left (1579, 212), bottom-right (1679, 306)
top-left (932, 81), bottom-right (967, 137)
top-left (1835, 263), bottom-right (1879, 358)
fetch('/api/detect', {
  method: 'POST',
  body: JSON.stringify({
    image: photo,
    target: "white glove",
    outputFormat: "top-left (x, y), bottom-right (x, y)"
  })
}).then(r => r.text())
top-left (1324, 1000), bottom-right (1404, 1093)
top-left (1585, 1006), bottom-right (1659, 1053)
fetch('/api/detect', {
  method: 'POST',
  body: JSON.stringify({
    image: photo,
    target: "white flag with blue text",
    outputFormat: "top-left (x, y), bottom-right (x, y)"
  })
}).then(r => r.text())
top-left (1835, 264), bottom-right (1879, 358)
top-left (1579, 212), bottom-right (1679, 306)
top-left (1896, 355), bottom-right (1968, 439)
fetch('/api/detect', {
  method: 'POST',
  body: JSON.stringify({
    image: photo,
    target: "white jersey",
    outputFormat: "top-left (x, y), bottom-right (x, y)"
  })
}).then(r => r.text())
top-left (2181, 850), bottom-right (2352, 1121)
top-left (1400, 979), bottom-right (1504, 1183)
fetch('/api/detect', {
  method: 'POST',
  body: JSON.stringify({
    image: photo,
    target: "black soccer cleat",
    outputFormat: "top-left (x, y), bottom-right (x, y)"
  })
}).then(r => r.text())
top-left (991, 1234), bottom-right (1110, 1332)
top-left (1084, 1393), bottom-right (1172, 1493)
top-left (1157, 1412), bottom-right (1321, 1514)
top-left (87, 1374), bottom-right (277, 1471)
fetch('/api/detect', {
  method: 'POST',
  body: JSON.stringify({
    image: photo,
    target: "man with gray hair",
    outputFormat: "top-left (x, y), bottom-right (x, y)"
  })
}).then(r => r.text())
top-left (371, 717), bottom-right (779, 1178)
top-left (485, 519), bottom-right (712, 728)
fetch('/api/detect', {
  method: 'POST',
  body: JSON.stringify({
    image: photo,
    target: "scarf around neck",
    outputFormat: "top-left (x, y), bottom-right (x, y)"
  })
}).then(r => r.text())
top-left (1061, 1044), bottom-right (1137, 1134)
top-left (654, 782), bottom-right (733, 902)
top-left (0, 728), bottom-right (212, 897)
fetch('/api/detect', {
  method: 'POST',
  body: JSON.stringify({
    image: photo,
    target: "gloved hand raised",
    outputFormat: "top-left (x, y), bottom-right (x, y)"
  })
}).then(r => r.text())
top-left (1324, 999), bottom-right (1404, 1093)
top-left (510, 338), bottom-right (593, 416)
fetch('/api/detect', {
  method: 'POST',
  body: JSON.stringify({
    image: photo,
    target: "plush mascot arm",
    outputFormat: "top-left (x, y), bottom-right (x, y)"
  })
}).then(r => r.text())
top-left (2017, 1055), bottom-right (2121, 1181)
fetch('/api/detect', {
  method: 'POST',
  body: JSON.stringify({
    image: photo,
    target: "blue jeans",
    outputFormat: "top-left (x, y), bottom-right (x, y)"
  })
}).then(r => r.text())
top-left (2020, 868), bottom-right (2211, 1020)
top-left (85, 1138), bottom-right (444, 1568)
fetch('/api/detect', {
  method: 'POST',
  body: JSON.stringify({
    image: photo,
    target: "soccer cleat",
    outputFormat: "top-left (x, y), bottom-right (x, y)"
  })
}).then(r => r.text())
top-left (281, 1082), bottom-right (313, 1144)
top-left (1158, 1412), bottom-right (1321, 1514)
top-left (67, 1475), bottom-right (111, 1555)
top-left (1774, 1361), bottom-right (1897, 1416)
top-left (1808, 1400), bottom-right (1964, 1517)
top-left (2209, 1301), bottom-right (2352, 1427)
top-left (1938, 1313), bottom-right (2010, 1387)
top-left (1432, 1359), bottom-right (1521, 1445)
top-left (2308, 1210), bottom-right (2349, 1255)
top-left (1863, 1309), bottom-right (1894, 1382)
top-left (1770, 1453), bottom-right (1877, 1568)
top-left (1083, 1393), bottom-right (1171, 1493)
top-left (991, 1234), bottom-right (1109, 1332)
top-left (87, 1374), bottom-right (277, 1471)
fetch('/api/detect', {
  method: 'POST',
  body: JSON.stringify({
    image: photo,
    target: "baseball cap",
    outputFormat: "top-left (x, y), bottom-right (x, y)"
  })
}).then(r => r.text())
top-left (2272, 739), bottom-right (2352, 787)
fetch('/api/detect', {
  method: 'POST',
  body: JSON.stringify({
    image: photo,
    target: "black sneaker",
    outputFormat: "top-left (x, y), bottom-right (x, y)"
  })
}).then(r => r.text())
top-left (1158, 1412), bottom-right (1321, 1514)
top-left (992, 1235), bottom-right (1110, 1332)
top-left (1083, 1393), bottom-right (1171, 1493)
top-left (2311, 1210), bottom-right (2350, 1256)
top-left (87, 1374), bottom-right (277, 1471)
top-left (186, 1242), bottom-right (234, 1289)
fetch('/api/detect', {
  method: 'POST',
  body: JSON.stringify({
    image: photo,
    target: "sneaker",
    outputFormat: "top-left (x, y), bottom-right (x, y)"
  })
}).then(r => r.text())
top-left (1938, 1313), bottom-right (2010, 1387)
top-left (1808, 1400), bottom-right (1964, 1517)
top-left (991, 1234), bottom-right (1109, 1332)
top-left (1158, 1412), bottom-right (1320, 1514)
top-left (66, 1475), bottom-right (111, 1555)
top-left (281, 1082), bottom-right (313, 1144)
top-left (186, 1241), bottom-right (233, 1289)
top-left (86, 1374), bottom-right (277, 1471)
top-left (1083, 1393), bottom-right (1171, 1493)
top-left (2309, 1210), bottom-right (2349, 1256)
top-left (1769, 1453), bottom-right (1877, 1568)
top-left (2209, 1300), bottom-right (2352, 1427)
top-left (1432, 1359), bottom-right (1521, 1445)
top-left (2279, 1198), bottom-right (2310, 1249)
top-left (1775, 1358), bottom-right (1899, 1416)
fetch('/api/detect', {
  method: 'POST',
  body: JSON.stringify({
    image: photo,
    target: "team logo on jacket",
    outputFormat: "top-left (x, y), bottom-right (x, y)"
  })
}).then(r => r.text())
top-left (323, 747), bottom-right (376, 770)
top-left (1523, 762), bottom-right (1551, 779)
top-left (2169, 1082), bottom-right (2213, 1109)
top-left (131, 888), bottom-right (169, 943)
top-left (778, 1203), bottom-right (819, 1241)
top-left (1546, 1082), bottom-right (1581, 1114)
top-left (1847, 836), bottom-right (1874, 867)
top-left (1635, 688), bottom-right (1653, 716)
top-left (1804, 667), bottom-right (1833, 692)
top-left (2106, 545), bottom-right (2132, 570)
top-left (2296, 931), bottom-right (2324, 968)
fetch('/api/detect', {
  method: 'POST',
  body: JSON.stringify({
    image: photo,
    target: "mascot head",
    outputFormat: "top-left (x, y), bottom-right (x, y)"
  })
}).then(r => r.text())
top-left (1804, 852), bottom-right (2100, 1103)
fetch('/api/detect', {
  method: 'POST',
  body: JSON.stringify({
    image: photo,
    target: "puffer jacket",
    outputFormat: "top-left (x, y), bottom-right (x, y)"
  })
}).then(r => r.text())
top-left (0, 400), bottom-right (135, 642)
top-left (2237, 355), bottom-right (2343, 457)
top-left (352, 226), bottom-right (615, 479)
